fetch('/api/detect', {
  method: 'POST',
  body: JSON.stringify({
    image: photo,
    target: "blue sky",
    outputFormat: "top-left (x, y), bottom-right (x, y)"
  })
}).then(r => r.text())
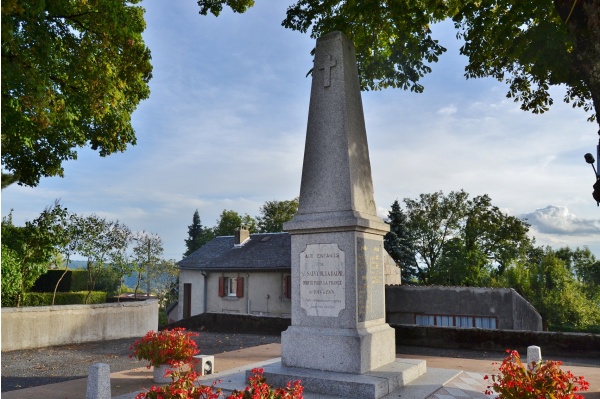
top-left (2, 1), bottom-right (600, 261)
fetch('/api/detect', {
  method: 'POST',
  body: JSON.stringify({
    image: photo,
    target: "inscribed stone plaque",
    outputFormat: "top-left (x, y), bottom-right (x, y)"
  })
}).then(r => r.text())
top-left (357, 238), bottom-right (385, 322)
top-left (300, 243), bottom-right (345, 317)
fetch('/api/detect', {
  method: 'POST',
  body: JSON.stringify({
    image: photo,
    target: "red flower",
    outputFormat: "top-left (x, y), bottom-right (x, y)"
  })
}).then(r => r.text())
top-left (130, 328), bottom-right (200, 368)
top-left (485, 349), bottom-right (589, 399)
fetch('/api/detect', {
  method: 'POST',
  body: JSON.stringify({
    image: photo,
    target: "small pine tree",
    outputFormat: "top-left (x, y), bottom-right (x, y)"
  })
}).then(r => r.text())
top-left (184, 210), bottom-right (213, 257)
top-left (384, 200), bottom-right (418, 283)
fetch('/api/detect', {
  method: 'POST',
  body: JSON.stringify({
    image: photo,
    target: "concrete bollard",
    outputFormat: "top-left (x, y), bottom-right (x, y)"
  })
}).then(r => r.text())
top-left (86, 363), bottom-right (111, 399)
top-left (527, 345), bottom-right (542, 369)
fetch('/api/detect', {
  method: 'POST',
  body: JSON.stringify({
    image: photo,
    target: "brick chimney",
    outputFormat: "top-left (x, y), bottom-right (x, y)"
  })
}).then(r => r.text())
top-left (234, 225), bottom-right (250, 246)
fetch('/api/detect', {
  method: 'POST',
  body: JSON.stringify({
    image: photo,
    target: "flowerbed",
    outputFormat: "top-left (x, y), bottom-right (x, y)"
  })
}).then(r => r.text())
top-left (485, 349), bottom-right (589, 399)
top-left (135, 367), bottom-right (303, 399)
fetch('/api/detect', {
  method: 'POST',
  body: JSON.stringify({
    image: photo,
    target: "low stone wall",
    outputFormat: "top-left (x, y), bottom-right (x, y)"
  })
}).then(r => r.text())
top-left (166, 311), bottom-right (290, 335)
top-left (393, 324), bottom-right (600, 358)
top-left (1, 300), bottom-right (158, 352)
top-left (169, 313), bottom-right (599, 358)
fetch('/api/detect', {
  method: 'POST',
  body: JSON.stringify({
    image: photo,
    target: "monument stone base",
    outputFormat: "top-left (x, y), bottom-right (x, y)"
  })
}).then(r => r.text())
top-left (257, 358), bottom-right (426, 399)
top-left (281, 324), bottom-right (396, 374)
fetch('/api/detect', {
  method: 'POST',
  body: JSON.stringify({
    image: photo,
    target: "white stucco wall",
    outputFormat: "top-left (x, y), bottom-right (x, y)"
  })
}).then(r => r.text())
top-left (178, 269), bottom-right (206, 320)
top-left (178, 270), bottom-right (291, 319)
top-left (1, 300), bottom-right (158, 352)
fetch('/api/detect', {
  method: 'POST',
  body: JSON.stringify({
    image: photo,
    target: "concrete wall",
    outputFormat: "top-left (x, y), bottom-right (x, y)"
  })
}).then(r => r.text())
top-left (179, 270), bottom-right (291, 319)
top-left (385, 285), bottom-right (542, 331)
top-left (1, 300), bottom-right (158, 352)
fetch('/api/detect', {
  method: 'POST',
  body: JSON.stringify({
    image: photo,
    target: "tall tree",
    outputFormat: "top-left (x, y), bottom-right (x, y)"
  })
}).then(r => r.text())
top-left (404, 190), bottom-right (469, 284)
top-left (74, 214), bottom-right (131, 303)
top-left (213, 209), bottom-right (256, 236)
top-left (198, 0), bottom-right (599, 129)
top-left (131, 231), bottom-right (163, 298)
top-left (384, 200), bottom-right (418, 282)
top-left (256, 198), bottom-right (299, 233)
top-left (402, 191), bottom-right (531, 285)
top-left (1, 0), bottom-right (153, 187)
top-left (184, 210), bottom-right (214, 257)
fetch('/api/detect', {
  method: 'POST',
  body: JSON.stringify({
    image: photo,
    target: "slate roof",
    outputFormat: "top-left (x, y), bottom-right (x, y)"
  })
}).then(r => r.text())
top-left (178, 232), bottom-right (291, 272)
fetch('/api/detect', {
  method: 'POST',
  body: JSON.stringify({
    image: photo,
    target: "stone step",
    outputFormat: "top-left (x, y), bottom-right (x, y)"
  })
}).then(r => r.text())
top-left (381, 368), bottom-right (463, 399)
top-left (199, 357), bottom-right (426, 399)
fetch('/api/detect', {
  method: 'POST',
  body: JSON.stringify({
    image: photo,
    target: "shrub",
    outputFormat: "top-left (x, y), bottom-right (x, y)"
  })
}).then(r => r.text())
top-left (130, 328), bottom-right (199, 368)
top-left (485, 349), bottom-right (589, 399)
top-left (21, 291), bottom-right (107, 306)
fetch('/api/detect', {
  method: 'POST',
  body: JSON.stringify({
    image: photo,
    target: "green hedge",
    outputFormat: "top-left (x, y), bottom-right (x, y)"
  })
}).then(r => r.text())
top-left (31, 269), bottom-right (88, 292)
top-left (21, 291), bottom-right (107, 306)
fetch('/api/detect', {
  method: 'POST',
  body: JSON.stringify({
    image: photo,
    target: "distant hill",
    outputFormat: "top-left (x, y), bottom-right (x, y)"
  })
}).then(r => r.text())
top-left (67, 260), bottom-right (87, 269)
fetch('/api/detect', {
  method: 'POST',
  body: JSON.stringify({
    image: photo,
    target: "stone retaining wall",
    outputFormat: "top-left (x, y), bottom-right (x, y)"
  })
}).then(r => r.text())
top-left (1, 300), bottom-right (158, 352)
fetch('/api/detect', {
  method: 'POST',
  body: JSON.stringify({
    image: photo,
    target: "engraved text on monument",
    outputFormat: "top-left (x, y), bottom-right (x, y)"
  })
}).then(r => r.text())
top-left (300, 243), bottom-right (345, 317)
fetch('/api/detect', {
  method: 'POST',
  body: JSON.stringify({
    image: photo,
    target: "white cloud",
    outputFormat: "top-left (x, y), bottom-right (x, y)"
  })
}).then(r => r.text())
top-left (521, 206), bottom-right (600, 235)
top-left (437, 104), bottom-right (458, 116)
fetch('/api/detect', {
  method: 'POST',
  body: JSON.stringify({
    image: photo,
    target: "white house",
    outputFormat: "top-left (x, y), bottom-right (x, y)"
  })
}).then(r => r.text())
top-left (173, 227), bottom-right (401, 322)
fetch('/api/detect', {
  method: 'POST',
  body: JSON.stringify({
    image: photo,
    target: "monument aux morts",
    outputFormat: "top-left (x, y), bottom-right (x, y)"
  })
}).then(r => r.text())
top-left (258, 31), bottom-right (427, 399)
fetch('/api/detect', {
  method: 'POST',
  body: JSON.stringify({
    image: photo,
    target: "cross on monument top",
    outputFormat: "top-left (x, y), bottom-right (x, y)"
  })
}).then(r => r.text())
top-left (318, 54), bottom-right (337, 87)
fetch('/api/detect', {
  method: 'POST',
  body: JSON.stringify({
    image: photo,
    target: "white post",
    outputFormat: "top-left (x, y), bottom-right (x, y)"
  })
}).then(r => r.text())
top-left (527, 345), bottom-right (542, 369)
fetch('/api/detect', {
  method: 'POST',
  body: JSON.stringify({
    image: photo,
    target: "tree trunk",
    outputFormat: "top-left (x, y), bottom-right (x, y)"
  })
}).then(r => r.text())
top-left (554, 0), bottom-right (600, 130)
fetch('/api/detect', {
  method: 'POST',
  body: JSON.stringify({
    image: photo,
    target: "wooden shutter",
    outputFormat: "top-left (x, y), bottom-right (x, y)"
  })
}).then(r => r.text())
top-left (236, 277), bottom-right (244, 298)
top-left (218, 277), bottom-right (225, 297)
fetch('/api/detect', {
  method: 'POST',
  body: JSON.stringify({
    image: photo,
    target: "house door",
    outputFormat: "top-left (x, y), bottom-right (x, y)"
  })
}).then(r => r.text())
top-left (183, 283), bottom-right (192, 318)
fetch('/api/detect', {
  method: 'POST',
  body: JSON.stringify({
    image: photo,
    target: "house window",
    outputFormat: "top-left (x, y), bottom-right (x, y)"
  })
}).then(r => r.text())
top-left (475, 317), bottom-right (497, 329)
top-left (218, 276), bottom-right (244, 298)
top-left (436, 315), bottom-right (453, 327)
top-left (415, 315), bottom-right (435, 326)
top-left (283, 275), bottom-right (292, 299)
top-left (225, 277), bottom-right (237, 297)
top-left (455, 316), bottom-right (473, 328)
top-left (415, 314), bottom-right (497, 329)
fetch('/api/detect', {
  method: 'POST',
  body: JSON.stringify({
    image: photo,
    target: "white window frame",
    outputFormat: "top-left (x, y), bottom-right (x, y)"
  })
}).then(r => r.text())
top-left (225, 277), bottom-right (237, 297)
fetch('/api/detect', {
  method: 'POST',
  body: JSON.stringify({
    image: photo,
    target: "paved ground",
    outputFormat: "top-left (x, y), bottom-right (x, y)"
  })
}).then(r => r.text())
top-left (1, 331), bottom-right (280, 392)
top-left (2, 332), bottom-right (599, 398)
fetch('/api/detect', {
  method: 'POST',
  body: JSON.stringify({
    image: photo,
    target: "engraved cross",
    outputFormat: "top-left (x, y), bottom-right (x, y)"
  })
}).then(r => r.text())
top-left (319, 54), bottom-right (337, 87)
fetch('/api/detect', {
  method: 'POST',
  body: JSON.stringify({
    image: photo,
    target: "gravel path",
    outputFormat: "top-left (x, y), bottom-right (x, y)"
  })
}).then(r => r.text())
top-left (1, 331), bottom-right (281, 393)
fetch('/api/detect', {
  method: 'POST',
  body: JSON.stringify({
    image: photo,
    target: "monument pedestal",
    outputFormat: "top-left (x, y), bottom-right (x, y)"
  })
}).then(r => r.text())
top-left (282, 324), bottom-right (396, 374)
top-left (260, 358), bottom-right (426, 399)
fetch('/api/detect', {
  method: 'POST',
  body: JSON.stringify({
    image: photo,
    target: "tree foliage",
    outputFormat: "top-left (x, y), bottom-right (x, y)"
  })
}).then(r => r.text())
top-left (131, 231), bottom-right (163, 298)
top-left (72, 214), bottom-right (131, 303)
top-left (256, 198), bottom-right (299, 233)
top-left (394, 191), bottom-right (531, 286)
top-left (1, 0), bottom-right (153, 187)
top-left (197, 0), bottom-right (599, 126)
top-left (0, 203), bottom-right (69, 306)
top-left (213, 209), bottom-right (256, 236)
top-left (502, 246), bottom-right (600, 331)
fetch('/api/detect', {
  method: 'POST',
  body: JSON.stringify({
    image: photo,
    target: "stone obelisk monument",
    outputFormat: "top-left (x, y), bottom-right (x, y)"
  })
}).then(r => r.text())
top-left (260, 31), bottom-right (425, 399)
top-left (281, 30), bottom-right (395, 373)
